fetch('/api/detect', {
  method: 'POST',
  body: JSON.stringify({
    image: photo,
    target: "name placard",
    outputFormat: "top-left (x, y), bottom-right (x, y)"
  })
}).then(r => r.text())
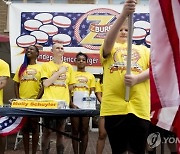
top-left (10, 99), bottom-right (66, 109)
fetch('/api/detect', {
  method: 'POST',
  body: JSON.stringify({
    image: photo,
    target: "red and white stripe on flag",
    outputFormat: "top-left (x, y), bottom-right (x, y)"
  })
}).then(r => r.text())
top-left (0, 116), bottom-right (26, 137)
top-left (150, 0), bottom-right (180, 152)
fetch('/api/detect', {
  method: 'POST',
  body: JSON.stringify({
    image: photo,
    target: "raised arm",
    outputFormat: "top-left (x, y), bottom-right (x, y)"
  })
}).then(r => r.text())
top-left (103, 0), bottom-right (136, 58)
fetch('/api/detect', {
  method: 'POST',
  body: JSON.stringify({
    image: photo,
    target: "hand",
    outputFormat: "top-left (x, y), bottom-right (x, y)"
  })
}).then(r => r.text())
top-left (122, 0), bottom-right (137, 16)
top-left (58, 66), bottom-right (67, 74)
top-left (69, 103), bottom-right (79, 109)
top-left (124, 74), bottom-right (138, 87)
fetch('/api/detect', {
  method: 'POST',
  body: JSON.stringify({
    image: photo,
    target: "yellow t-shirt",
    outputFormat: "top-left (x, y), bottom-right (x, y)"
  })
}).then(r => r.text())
top-left (13, 64), bottom-right (42, 99)
top-left (95, 79), bottom-right (103, 93)
top-left (0, 59), bottom-right (10, 106)
top-left (73, 71), bottom-right (96, 94)
top-left (41, 61), bottom-right (75, 104)
top-left (100, 42), bottom-right (150, 120)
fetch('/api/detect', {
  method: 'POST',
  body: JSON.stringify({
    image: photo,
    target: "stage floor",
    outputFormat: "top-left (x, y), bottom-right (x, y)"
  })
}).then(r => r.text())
top-left (4, 131), bottom-right (171, 154)
top-left (5, 131), bottom-right (111, 154)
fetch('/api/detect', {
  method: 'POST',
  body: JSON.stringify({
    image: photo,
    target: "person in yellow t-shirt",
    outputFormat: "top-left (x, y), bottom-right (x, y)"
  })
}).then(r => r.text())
top-left (0, 59), bottom-right (10, 106)
top-left (41, 43), bottom-right (75, 154)
top-left (95, 76), bottom-right (107, 154)
top-left (70, 52), bottom-right (95, 154)
top-left (0, 59), bottom-right (10, 154)
top-left (99, 0), bottom-right (150, 154)
top-left (13, 45), bottom-right (43, 154)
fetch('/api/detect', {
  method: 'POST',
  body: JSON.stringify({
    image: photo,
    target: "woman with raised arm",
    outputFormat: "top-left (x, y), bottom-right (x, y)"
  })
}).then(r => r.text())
top-left (99, 0), bottom-right (150, 153)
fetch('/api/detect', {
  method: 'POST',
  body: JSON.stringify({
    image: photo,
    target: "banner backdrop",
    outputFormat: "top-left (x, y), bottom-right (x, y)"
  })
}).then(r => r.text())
top-left (9, 3), bottom-right (149, 74)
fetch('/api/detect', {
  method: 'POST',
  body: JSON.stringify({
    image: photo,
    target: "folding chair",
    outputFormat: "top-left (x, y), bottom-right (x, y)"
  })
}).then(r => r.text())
top-left (14, 131), bottom-right (23, 150)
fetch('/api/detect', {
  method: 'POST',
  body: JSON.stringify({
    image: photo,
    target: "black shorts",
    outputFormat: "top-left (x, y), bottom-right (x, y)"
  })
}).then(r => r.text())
top-left (22, 117), bottom-right (39, 133)
top-left (43, 117), bottom-right (67, 129)
top-left (105, 113), bottom-right (150, 154)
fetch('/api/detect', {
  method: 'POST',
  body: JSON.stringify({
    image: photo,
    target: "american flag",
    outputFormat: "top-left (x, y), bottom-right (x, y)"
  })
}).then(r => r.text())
top-left (150, 0), bottom-right (180, 153)
top-left (0, 116), bottom-right (26, 137)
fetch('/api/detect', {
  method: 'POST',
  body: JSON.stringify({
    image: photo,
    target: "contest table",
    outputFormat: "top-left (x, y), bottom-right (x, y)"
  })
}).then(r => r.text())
top-left (0, 107), bottom-right (100, 142)
top-left (0, 107), bottom-right (99, 117)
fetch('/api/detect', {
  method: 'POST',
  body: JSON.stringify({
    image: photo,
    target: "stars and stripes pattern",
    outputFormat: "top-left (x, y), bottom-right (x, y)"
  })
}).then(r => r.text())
top-left (0, 116), bottom-right (26, 137)
top-left (150, 0), bottom-right (180, 153)
top-left (21, 11), bottom-right (150, 48)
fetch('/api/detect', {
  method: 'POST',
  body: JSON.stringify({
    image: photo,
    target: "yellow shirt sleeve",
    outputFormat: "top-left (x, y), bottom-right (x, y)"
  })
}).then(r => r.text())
top-left (95, 79), bottom-right (102, 93)
top-left (0, 59), bottom-right (10, 105)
